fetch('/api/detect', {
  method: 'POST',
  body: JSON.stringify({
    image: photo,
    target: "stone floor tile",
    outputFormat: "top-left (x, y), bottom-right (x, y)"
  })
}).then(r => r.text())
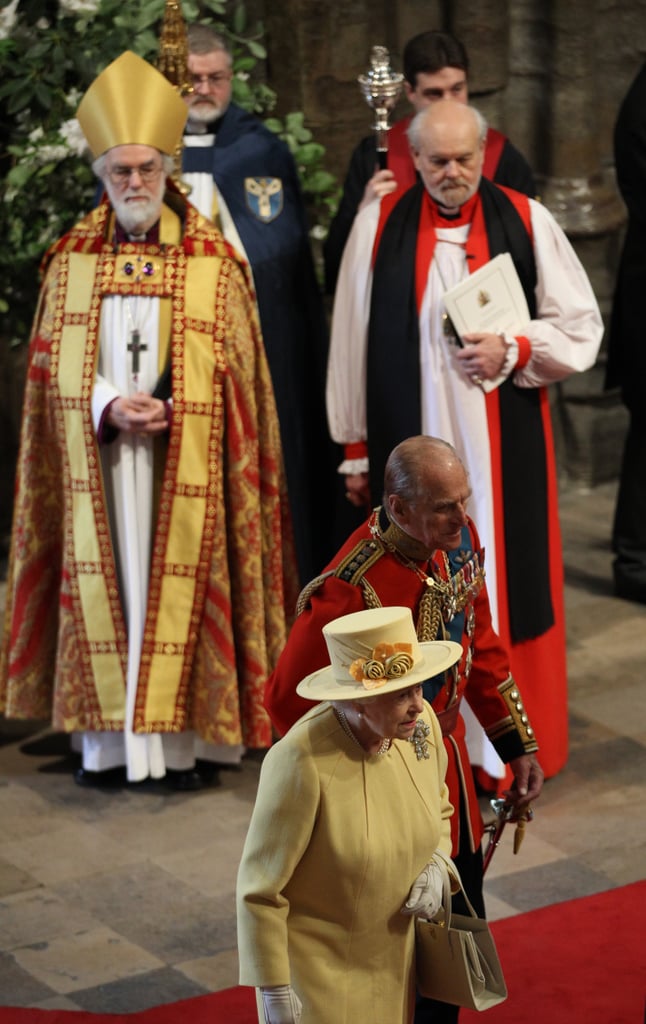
top-left (527, 789), bottom-right (644, 857)
top-left (152, 834), bottom-right (248, 899)
top-left (482, 831), bottom-right (567, 880)
top-left (483, 859), bottom-right (615, 913)
top-left (54, 862), bottom-right (237, 963)
top-left (0, 781), bottom-right (78, 843)
top-left (480, 892), bottom-right (521, 922)
top-left (567, 735), bottom-right (646, 785)
top-left (0, 823), bottom-right (145, 888)
top-left (0, 888), bottom-right (100, 949)
top-left (11, 925), bottom-right (164, 994)
top-left (0, 950), bottom-right (58, 1005)
top-left (112, 898), bottom-right (238, 964)
top-left (0, 856), bottom-right (41, 899)
top-left (566, 710), bottom-right (619, 750)
top-left (577, 837), bottom-right (646, 886)
top-left (70, 967), bottom-right (208, 1014)
top-left (30, 995), bottom-right (84, 1010)
top-left (570, 681), bottom-right (646, 740)
top-left (176, 947), bottom-right (240, 991)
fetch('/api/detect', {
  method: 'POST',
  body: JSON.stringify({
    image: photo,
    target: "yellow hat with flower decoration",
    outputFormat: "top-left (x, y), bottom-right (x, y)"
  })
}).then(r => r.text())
top-left (296, 606), bottom-right (462, 702)
top-left (76, 50), bottom-right (187, 158)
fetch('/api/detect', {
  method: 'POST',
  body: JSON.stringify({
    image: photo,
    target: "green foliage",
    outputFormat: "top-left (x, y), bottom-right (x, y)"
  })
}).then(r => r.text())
top-left (265, 111), bottom-right (341, 224)
top-left (0, 0), bottom-right (338, 345)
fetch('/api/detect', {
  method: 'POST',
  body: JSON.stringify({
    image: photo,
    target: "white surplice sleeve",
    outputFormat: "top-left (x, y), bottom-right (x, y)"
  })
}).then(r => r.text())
top-left (326, 200), bottom-right (380, 473)
top-left (512, 198), bottom-right (604, 387)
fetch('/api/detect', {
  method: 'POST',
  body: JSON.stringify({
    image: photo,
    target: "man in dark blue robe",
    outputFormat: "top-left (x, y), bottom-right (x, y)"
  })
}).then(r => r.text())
top-left (182, 23), bottom-right (338, 586)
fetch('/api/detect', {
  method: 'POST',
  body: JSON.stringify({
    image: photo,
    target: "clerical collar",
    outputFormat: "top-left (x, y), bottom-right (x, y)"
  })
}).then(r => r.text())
top-left (372, 506), bottom-right (435, 562)
top-left (184, 115), bottom-right (223, 136)
top-left (427, 190), bottom-right (479, 228)
top-left (113, 220), bottom-right (161, 245)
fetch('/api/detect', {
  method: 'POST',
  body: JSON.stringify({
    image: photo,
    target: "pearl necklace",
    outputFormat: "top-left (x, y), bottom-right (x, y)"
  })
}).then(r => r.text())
top-left (334, 706), bottom-right (390, 756)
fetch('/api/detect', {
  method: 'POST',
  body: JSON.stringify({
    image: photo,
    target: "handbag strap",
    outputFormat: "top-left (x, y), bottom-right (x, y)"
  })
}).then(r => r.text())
top-left (433, 848), bottom-right (481, 925)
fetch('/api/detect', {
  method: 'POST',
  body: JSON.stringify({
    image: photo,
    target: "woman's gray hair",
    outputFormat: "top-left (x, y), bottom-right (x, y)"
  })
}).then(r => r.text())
top-left (407, 103), bottom-right (488, 152)
top-left (92, 151), bottom-right (175, 183)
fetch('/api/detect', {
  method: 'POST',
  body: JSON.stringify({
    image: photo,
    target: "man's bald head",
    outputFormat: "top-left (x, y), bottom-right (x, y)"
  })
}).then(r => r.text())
top-left (384, 436), bottom-right (464, 502)
top-left (408, 101), bottom-right (487, 212)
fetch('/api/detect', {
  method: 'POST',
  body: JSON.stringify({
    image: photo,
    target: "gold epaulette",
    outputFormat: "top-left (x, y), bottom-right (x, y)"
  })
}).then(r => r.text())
top-left (487, 675), bottom-right (539, 753)
top-left (295, 539), bottom-right (386, 616)
top-left (334, 538), bottom-right (384, 584)
top-left (295, 571), bottom-right (335, 616)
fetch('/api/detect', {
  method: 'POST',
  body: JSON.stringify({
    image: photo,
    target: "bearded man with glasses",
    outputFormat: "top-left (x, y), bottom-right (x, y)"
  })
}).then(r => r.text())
top-left (182, 23), bottom-right (339, 592)
top-left (0, 52), bottom-right (296, 791)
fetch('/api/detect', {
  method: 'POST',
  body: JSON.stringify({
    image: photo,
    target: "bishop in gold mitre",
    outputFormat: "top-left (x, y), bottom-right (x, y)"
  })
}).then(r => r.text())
top-left (0, 50), bottom-right (295, 791)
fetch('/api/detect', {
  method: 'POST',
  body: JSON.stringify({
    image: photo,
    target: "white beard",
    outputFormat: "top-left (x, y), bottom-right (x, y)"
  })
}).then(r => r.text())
top-left (106, 177), bottom-right (165, 236)
top-left (185, 96), bottom-right (228, 125)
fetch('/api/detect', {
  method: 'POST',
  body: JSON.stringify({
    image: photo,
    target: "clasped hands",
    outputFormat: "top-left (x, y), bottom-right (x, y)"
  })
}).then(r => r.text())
top-left (106, 394), bottom-right (168, 436)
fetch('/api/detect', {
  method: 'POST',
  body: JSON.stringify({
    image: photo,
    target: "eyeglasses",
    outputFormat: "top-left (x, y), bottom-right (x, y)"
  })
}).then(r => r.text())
top-left (189, 72), bottom-right (232, 88)
top-left (107, 162), bottom-right (163, 186)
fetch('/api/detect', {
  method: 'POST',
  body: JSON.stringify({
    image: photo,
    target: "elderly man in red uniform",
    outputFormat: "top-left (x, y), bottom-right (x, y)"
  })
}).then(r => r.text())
top-left (265, 435), bottom-right (543, 1024)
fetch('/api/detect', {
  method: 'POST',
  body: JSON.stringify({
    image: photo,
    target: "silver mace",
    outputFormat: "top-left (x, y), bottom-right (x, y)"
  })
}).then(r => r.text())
top-left (358, 45), bottom-right (404, 170)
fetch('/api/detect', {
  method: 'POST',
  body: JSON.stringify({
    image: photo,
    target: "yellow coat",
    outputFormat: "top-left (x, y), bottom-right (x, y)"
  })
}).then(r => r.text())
top-left (237, 700), bottom-right (453, 1024)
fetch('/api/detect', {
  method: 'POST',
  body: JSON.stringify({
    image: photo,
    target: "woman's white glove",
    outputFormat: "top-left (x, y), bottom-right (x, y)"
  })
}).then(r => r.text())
top-left (401, 856), bottom-right (446, 919)
top-left (260, 985), bottom-right (303, 1024)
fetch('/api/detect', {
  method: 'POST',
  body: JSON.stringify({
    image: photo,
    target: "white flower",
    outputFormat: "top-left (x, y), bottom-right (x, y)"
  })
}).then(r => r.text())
top-left (0, 0), bottom-right (20, 40)
top-left (310, 224), bottom-right (327, 241)
top-left (65, 87), bottom-right (83, 109)
top-left (236, 71), bottom-right (250, 82)
top-left (28, 126), bottom-right (45, 143)
top-left (34, 143), bottom-right (69, 164)
top-left (59, 118), bottom-right (88, 157)
top-left (59, 0), bottom-right (101, 14)
top-left (36, 18), bottom-right (50, 29)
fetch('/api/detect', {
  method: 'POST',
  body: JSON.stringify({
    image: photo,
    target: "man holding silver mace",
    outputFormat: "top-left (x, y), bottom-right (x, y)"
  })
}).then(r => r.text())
top-left (324, 29), bottom-right (536, 293)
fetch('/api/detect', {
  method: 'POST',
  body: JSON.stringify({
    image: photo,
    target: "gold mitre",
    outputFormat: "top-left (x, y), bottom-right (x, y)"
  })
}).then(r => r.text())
top-left (76, 50), bottom-right (188, 158)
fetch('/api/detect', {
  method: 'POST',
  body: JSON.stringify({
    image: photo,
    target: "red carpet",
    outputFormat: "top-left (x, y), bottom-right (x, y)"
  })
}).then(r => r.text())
top-left (0, 987), bottom-right (257, 1024)
top-left (462, 881), bottom-right (646, 1024)
top-left (0, 882), bottom-right (643, 1023)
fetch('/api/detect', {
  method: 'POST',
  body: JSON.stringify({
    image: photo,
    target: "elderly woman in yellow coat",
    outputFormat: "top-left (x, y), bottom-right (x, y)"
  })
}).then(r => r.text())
top-left (237, 606), bottom-right (462, 1024)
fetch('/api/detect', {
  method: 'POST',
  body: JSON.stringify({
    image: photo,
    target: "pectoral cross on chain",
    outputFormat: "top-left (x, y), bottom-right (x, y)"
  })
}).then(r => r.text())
top-left (127, 329), bottom-right (147, 376)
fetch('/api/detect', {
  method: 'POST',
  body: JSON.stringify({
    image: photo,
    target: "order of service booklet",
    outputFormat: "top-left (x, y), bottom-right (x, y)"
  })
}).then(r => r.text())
top-left (442, 252), bottom-right (530, 392)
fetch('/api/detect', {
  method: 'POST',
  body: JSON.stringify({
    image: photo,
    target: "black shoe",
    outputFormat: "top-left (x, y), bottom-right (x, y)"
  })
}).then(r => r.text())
top-left (613, 576), bottom-right (646, 604)
top-left (74, 766), bottom-right (127, 789)
top-left (196, 757), bottom-right (238, 777)
top-left (163, 768), bottom-right (207, 792)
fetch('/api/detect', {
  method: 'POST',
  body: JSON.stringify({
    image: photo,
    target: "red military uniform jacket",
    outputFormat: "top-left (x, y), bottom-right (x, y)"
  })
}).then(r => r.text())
top-left (264, 508), bottom-right (538, 855)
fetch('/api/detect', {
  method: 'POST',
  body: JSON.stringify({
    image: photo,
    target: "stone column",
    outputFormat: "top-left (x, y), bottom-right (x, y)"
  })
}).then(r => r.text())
top-left (263, 0), bottom-right (397, 176)
top-left (538, 2), bottom-right (624, 240)
top-left (532, 2), bottom-right (626, 487)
